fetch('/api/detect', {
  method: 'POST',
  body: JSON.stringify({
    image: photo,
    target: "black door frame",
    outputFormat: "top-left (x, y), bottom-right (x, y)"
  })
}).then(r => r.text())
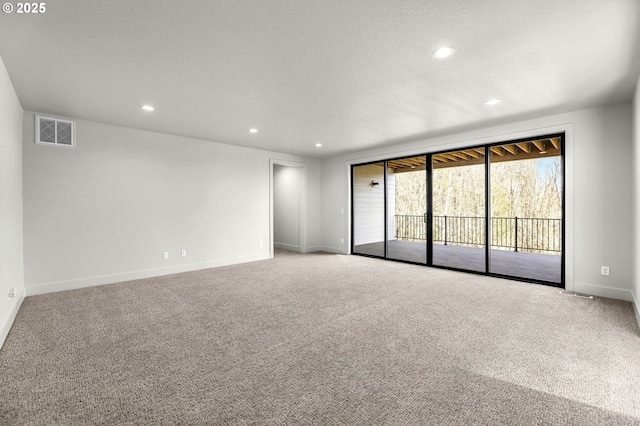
top-left (351, 132), bottom-right (565, 288)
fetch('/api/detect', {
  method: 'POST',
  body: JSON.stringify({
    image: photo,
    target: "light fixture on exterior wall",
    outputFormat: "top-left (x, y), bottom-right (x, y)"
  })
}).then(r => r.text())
top-left (371, 180), bottom-right (379, 187)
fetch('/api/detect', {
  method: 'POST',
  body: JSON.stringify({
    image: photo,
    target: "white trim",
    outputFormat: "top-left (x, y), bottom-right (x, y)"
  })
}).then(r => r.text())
top-left (345, 160), bottom-right (352, 255)
top-left (305, 245), bottom-right (324, 252)
top-left (632, 290), bottom-right (640, 332)
top-left (321, 245), bottom-right (347, 254)
top-left (26, 253), bottom-right (269, 296)
top-left (572, 282), bottom-right (635, 302)
top-left (274, 242), bottom-right (300, 252)
top-left (0, 288), bottom-right (25, 350)
top-left (270, 159), bottom-right (308, 258)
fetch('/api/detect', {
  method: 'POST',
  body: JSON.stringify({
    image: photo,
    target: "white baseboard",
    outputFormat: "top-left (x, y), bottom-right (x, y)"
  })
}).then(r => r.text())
top-left (273, 245), bottom-right (332, 254)
top-left (0, 287), bottom-right (25, 350)
top-left (573, 282), bottom-right (634, 302)
top-left (26, 253), bottom-right (270, 296)
top-left (632, 290), bottom-right (640, 332)
top-left (320, 246), bottom-right (348, 254)
top-left (274, 243), bottom-right (300, 252)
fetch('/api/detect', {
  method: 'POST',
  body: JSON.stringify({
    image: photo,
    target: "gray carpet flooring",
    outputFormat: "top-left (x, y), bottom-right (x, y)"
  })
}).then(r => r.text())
top-left (1, 249), bottom-right (639, 425)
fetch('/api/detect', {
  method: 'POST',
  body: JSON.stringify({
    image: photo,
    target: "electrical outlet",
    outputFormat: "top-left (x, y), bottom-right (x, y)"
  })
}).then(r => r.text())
top-left (258, 241), bottom-right (263, 248)
top-left (163, 252), bottom-right (169, 260)
top-left (340, 238), bottom-right (344, 244)
top-left (8, 288), bottom-right (17, 299)
top-left (181, 250), bottom-right (187, 257)
top-left (601, 266), bottom-right (610, 276)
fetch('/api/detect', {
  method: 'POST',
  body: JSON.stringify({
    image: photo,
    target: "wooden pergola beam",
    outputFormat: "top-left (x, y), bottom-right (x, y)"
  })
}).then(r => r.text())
top-left (389, 137), bottom-right (562, 171)
top-left (440, 153), bottom-right (461, 162)
top-left (490, 146), bottom-right (504, 156)
top-left (532, 140), bottom-right (546, 152)
top-left (450, 152), bottom-right (469, 160)
top-left (502, 144), bottom-right (518, 155)
top-left (463, 150), bottom-right (481, 159)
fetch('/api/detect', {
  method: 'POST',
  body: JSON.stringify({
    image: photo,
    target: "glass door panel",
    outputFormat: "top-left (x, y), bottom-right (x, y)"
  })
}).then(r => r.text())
top-left (352, 162), bottom-right (385, 257)
top-left (386, 156), bottom-right (427, 264)
top-left (431, 148), bottom-right (486, 272)
top-left (489, 138), bottom-right (563, 283)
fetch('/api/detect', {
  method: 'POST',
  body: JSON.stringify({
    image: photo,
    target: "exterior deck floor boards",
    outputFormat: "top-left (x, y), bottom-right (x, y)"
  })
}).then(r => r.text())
top-left (354, 240), bottom-right (562, 284)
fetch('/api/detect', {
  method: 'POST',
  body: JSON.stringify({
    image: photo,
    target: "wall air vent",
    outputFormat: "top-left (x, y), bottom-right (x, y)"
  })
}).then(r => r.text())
top-left (35, 115), bottom-right (75, 147)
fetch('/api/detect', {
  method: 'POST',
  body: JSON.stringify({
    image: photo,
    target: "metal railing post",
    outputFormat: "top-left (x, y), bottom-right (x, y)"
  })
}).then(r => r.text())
top-left (444, 215), bottom-right (448, 245)
top-left (395, 215), bottom-right (398, 239)
top-left (514, 216), bottom-right (518, 252)
top-left (391, 214), bottom-right (560, 254)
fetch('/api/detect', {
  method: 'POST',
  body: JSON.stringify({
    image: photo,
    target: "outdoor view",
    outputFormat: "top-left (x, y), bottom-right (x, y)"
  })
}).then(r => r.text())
top-left (353, 136), bottom-right (563, 284)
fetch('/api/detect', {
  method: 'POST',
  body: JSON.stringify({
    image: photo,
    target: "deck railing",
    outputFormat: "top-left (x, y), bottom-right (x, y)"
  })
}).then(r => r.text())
top-left (395, 215), bottom-right (562, 254)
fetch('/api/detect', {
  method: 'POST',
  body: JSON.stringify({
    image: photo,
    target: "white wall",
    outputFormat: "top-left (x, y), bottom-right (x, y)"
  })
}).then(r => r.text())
top-left (353, 164), bottom-right (385, 246)
top-left (22, 113), bottom-right (321, 295)
top-left (322, 102), bottom-right (635, 302)
top-left (633, 74), bottom-right (640, 326)
top-left (351, 164), bottom-right (396, 246)
top-left (0, 56), bottom-right (24, 348)
top-left (273, 165), bottom-right (302, 251)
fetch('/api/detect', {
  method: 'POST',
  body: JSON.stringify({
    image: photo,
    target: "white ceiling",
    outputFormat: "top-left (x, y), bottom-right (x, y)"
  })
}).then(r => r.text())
top-left (1, 0), bottom-right (639, 158)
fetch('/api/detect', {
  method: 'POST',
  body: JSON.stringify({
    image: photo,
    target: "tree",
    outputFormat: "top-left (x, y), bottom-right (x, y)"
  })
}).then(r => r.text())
top-left (393, 156), bottom-right (562, 252)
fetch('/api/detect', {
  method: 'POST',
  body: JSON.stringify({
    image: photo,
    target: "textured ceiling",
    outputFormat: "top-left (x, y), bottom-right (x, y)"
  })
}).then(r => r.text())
top-left (0, 0), bottom-right (639, 158)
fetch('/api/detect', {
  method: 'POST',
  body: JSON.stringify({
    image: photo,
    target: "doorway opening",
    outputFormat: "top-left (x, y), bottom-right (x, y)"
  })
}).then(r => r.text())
top-left (270, 160), bottom-right (307, 258)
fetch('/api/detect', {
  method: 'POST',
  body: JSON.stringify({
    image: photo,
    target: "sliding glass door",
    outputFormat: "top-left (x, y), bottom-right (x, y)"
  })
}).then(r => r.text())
top-left (386, 156), bottom-right (427, 264)
top-left (489, 138), bottom-right (563, 284)
top-left (352, 162), bottom-right (385, 257)
top-left (351, 134), bottom-right (564, 287)
top-left (431, 148), bottom-right (486, 273)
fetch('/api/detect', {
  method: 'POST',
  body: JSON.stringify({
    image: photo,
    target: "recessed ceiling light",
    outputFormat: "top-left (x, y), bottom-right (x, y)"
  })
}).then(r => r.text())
top-left (249, 128), bottom-right (258, 134)
top-left (315, 143), bottom-right (322, 148)
top-left (484, 99), bottom-right (502, 106)
top-left (432, 46), bottom-right (455, 59)
top-left (141, 105), bottom-right (154, 111)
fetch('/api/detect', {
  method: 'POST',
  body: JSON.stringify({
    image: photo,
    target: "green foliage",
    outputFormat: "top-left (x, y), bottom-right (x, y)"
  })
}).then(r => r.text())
top-left (393, 156), bottom-right (563, 253)
top-left (394, 157), bottom-right (562, 219)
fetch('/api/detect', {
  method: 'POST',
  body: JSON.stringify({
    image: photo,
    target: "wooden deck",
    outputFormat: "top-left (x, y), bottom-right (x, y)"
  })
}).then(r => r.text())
top-left (354, 240), bottom-right (561, 284)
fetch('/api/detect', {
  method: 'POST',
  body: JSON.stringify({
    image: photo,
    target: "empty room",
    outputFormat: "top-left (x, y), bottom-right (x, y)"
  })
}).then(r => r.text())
top-left (1, 1), bottom-right (640, 424)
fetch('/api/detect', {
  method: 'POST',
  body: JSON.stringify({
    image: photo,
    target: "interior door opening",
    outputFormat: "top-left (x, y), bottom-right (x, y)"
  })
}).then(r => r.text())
top-left (271, 161), bottom-right (307, 257)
